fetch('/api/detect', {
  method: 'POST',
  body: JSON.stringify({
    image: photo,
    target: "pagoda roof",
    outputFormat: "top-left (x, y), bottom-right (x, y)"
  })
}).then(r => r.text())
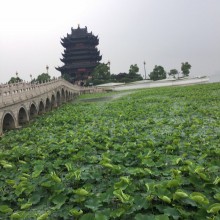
top-left (57, 25), bottom-right (101, 81)
top-left (60, 54), bottom-right (102, 63)
top-left (62, 49), bottom-right (100, 57)
top-left (61, 25), bottom-right (98, 42)
top-left (56, 61), bottom-right (99, 71)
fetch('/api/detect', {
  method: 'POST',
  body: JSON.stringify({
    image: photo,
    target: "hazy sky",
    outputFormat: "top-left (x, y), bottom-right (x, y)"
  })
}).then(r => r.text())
top-left (0, 0), bottom-right (220, 83)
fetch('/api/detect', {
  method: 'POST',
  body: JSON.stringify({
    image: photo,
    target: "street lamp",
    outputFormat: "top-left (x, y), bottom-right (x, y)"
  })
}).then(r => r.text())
top-left (46, 65), bottom-right (49, 74)
top-left (16, 71), bottom-right (18, 83)
top-left (30, 74), bottom-right (32, 83)
top-left (143, 61), bottom-right (146, 80)
top-left (107, 60), bottom-right (111, 74)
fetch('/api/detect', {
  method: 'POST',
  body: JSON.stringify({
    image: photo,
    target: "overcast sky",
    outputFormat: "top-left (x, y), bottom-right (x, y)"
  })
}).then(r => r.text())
top-left (0, 0), bottom-right (220, 83)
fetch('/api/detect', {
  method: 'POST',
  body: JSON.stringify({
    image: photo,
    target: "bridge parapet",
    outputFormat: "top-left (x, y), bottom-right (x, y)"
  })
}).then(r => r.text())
top-left (0, 77), bottom-right (81, 107)
top-left (0, 77), bottom-right (104, 135)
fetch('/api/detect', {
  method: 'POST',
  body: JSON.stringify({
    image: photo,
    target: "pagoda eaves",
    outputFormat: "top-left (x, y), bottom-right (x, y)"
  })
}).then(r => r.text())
top-left (56, 26), bottom-right (102, 83)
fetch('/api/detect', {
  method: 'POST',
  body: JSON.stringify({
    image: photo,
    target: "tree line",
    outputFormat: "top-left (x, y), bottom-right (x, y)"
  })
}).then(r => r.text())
top-left (86, 64), bottom-right (143, 86)
top-left (87, 62), bottom-right (191, 85)
top-left (149, 62), bottom-right (191, 81)
top-left (7, 62), bottom-right (191, 85)
top-left (8, 73), bottom-right (51, 84)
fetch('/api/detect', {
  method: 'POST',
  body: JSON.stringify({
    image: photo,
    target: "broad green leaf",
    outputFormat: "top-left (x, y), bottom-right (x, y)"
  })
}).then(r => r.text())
top-left (207, 203), bottom-right (220, 213)
top-left (65, 162), bottom-right (73, 171)
top-left (110, 208), bottom-right (125, 218)
top-left (159, 195), bottom-right (171, 204)
top-left (50, 171), bottom-right (61, 183)
top-left (173, 190), bottom-right (188, 200)
top-left (0, 160), bottom-right (13, 168)
top-left (94, 213), bottom-right (108, 220)
top-left (79, 213), bottom-right (95, 220)
top-left (29, 192), bottom-right (42, 204)
top-left (100, 162), bottom-right (114, 169)
top-left (0, 205), bottom-right (13, 213)
top-left (133, 195), bottom-right (149, 210)
top-left (6, 179), bottom-right (16, 185)
top-left (190, 192), bottom-right (209, 205)
top-left (114, 176), bottom-right (130, 189)
top-left (163, 207), bottom-right (180, 219)
top-left (51, 194), bottom-right (67, 209)
top-left (214, 193), bottom-right (220, 201)
top-left (155, 215), bottom-right (169, 220)
top-left (135, 214), bottom-right (156, 220)
top-left (113, 189), bottom-right (132, 203)
top-left (10, 212), bottom-right (22, 219)
top-left (37, 211), bottom-right (51, 220)
top-left (73, 188), bottom-right (89, 196)
top-left (166, 179), bottom-right (180, 188)
top-left (20, 202), bottom-right (32, 210)
top-left (85, 198), bottom-right (102, 211)
top-left (32, 164), bottom-right (44, 178)
top-left (213, 176), bottom-right (220, 185)
top-left (69, 208), bottom-right (83, 216)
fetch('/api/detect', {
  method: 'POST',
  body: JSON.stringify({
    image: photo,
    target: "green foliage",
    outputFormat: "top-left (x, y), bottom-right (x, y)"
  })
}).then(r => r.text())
top-left (129, 64), bottom-right (139, 76)
top-left (35, 73), bottom-right (51, 83)
top-left (87, 63), bottom-right (143, 85)
top-left (0, 83), bottom-right (220, 219)
top-left (181, 62), bottom-right (191, 77)
top-left (111, 71), bottom-right (143, 84)
top-left (92, 63), bottom-right (110, 80)
top-left (86, 63), bottom-right (111, 85)
top-left (149, 65), bottom-right (167, 80)
top-left (168, 69), bottom-right (179, 78)
top-left (8, 77), bottom-right (22, 84)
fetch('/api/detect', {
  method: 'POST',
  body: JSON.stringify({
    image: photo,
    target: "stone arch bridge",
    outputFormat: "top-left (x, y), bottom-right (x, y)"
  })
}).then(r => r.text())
top-left (0, 77), bottom-right (101, 135)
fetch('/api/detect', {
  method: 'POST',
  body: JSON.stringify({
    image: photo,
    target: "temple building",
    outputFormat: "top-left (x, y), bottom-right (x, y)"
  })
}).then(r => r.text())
top-left (56, 25), bottom-right (102, 84)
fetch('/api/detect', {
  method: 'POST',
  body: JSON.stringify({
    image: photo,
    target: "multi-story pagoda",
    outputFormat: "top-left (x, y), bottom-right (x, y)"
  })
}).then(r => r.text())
top-left (56, 25), bottom-right (102, 84)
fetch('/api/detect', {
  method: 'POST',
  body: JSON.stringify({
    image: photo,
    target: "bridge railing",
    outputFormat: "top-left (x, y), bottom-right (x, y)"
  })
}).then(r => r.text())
top-left (0, 77), bottom-right (81, 108)
top-left (0, 77), bottom-right (104, 108)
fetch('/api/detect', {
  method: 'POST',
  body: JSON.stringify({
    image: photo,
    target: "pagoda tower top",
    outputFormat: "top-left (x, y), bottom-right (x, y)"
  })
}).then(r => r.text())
top-left (56, 26), bottom-right (102, 84)
top-left (62, 26), bottom-right (97, 41)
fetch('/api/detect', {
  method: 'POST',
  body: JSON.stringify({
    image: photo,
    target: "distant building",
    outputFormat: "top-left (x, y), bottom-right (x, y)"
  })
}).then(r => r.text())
top-left (56, 25), bottom-right (102, 84)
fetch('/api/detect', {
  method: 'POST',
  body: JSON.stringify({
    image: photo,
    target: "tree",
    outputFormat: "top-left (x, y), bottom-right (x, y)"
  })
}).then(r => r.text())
top-left (86, 63), bottom-right (111, 85)
top-left (129, 64), bottom-right (139, 76)
top-left (149, 65), bottom-right (166, 81)
top-left (168, 69), bottom-right (179, 78)
top-left (181, 62), bottom-right (191, 77)
top-left (127, 64), bottom-right (143, 81)
top-left (36, 73), bottom-right (51, 83)
top-left (8, 77), bottom-right (22, 84)
top-left (91, 63), bottom-right (110, 80)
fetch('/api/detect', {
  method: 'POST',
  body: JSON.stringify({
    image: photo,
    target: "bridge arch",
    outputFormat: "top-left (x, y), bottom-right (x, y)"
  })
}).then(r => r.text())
top-left (45, 97), bottom-right (51, 112)
top-left (18, 106), bottom-right (28, 126)
top-left (0, 78), bottom-right (87, 135)
top-left (51, 94), bottom-right (56, 109)
top-left (38, 100), bottom-right (45, 114)
top-left (56, 91), bottom-right (61, 106)
top-left (65, 90), bottom-right (69, 101)
top-left (61, 88), bottom-right (65, 103)
top-left (2, 111), bottom-right (16, 132)
top-left (29, 102), bottom-right (38, 120)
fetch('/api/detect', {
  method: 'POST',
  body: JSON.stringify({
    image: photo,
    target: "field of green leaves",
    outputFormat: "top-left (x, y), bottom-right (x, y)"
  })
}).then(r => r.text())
top-left (0, 83), bottom-right (220, 220)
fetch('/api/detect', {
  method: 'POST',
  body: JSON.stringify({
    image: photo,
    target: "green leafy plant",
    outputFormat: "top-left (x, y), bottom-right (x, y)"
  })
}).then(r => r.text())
top-left (0, 82), bottom-right (220, 219)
